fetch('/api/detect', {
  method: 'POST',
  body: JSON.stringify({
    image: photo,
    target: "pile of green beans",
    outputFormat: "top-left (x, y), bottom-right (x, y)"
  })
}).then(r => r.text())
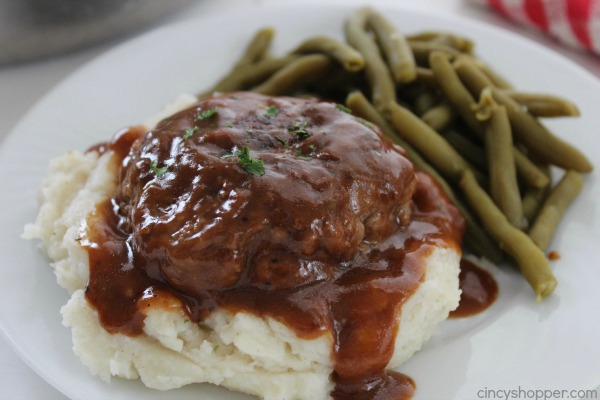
top-left (200, 7), bottom-right (593, 302)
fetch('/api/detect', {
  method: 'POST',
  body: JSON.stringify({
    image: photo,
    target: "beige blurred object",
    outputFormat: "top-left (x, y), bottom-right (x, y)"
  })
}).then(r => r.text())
top-left (0, 0), bottom-right (198, 65)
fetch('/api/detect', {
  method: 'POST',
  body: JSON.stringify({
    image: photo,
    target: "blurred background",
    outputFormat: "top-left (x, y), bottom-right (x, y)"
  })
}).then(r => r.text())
top-left (0, 0), bottom-right (198, 65)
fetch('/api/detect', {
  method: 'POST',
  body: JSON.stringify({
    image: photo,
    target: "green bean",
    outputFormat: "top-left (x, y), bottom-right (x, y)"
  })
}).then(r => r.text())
top-left (429, 51), bottom-right (484, 135)
top-left (233, 27), bottom-right (275, 68)
top-left (199, 28), bottom-right (278, 96)
top-left (413, 89), bottom-right (438, 116)
top-left (513, 147), bottom-right (551, 188)
top-left (462, 223), bottom-right (504, 263)
top-left (528, 170), bottom-right (584, 250)
top-left (475, 89), bottom-right (526, 229)
top-left (364, 8), bottom-right (416, 83)
top-left (459, 170), bottom-right (557, 302)
top-left (202, 55), bottom-right (300, 95)
top-left (421, 101), bottom-right (454, 132)
top-left (522, 164), bottom-right (551, 223)
top-left (388, 101), bottom-right (485, 184)
top-left (251, 54), bottom-right (332, 96)
top-left (344, 8), bottom-right (396, 113)
top-left (522, 186), bottom-right (550, 224)
top-left (454, 56), bottom-right (592, 172)
top-left (456, 57), bottom-right (576, 184)
top-left (455, 59), bottom-right (580, 118)
top-left (409, 41), bottom-right (461, 65)
top-left (444, 130), bottom-right (487, 172)
top-left (292, 35), bottom-right (365, 72)
top-left (499, 90), bottom-right (580, 118)
top-left (407, 31), bottom-right (475, 53)
top-left (345, 91), bottom-right (502, 262)
top-left (433, 51), bottom-right (551, 190)
top-left (414, 67), bottom-right (437, 87)
top-left (491, 88), bottom-right (593, 172)
top-left (453, 56), bottom-right (496, 95)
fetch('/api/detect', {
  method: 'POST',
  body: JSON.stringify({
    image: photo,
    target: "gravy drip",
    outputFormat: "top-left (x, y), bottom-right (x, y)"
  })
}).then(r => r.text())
top-left (82, 92), bottom-right (464, 399)
top-left (449, 259), bottom-right (498, 318)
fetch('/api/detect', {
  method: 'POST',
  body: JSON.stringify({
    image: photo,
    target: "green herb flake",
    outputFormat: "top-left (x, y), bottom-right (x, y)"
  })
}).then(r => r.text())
top-left (294, 148), bottom-right (312, 161)
top-left (212, 344), bottom-right (220, 352)
top-left (150, 160), bottom-right (168, 177)
top-left (336, 104), bottom-right (352, 114)
top-left (183, 319), bottom-right (189, 324)
top-left (195, 107), bottom-right (218, 121)
top-left (235, 146), bottom-right (265, 177)
top-left (265, 105), bottom-right (279, 118)
top-left (308, 144), bottom-right (316, 152)
top-left (183, 126), bottom-right (199, 140)
top-left (288, 121), bottom-right (311, 140)
top-left (245, 128), bottom-right (254, 134)
top-left (275, 136), bottom-right (288, 146)
top-left (226, 123), bottom-right (234, 128)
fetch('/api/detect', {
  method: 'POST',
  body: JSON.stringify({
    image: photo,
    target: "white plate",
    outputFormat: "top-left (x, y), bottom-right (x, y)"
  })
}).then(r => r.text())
top-left (1, 2), bottom-right (599, 400)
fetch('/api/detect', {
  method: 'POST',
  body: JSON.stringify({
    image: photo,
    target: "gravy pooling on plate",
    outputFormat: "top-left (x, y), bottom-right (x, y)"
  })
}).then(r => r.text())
top-left (82, 92), bottom-right (465, 399)
top-left (450, 259), bottom-right (498, 318)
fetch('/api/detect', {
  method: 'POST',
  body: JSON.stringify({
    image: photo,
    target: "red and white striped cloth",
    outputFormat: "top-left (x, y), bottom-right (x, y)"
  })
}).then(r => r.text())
top-left (470, 0), bottom-right (600, 54)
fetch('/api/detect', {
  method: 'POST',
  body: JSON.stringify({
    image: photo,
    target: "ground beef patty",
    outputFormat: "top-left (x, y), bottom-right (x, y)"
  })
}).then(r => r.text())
top-left (117, 92), bottom-right (416, 296)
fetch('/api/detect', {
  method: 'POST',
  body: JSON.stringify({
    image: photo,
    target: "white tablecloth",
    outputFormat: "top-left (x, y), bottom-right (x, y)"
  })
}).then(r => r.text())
top-left (1, 0), bottom-right (598, 398)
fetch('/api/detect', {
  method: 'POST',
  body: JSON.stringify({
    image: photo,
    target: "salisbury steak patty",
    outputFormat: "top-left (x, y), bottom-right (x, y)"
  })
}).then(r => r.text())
top-left (116, 92), bottom-right (416, 297)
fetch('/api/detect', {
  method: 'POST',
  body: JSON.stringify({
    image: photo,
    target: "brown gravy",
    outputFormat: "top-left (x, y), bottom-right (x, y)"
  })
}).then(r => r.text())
top-left (82, 92), bottom-right (464, 399)
top-left (450, 259), bottom-right (498, 318)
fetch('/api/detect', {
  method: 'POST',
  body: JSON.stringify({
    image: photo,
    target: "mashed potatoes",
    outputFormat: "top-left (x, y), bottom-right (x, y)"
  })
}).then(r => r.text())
top-left (24, 94), bottom-right (462, 400)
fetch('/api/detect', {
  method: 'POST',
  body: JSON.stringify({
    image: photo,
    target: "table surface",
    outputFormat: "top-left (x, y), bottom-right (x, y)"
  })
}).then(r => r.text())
top-left (1, 0), bottom-right (599, 399)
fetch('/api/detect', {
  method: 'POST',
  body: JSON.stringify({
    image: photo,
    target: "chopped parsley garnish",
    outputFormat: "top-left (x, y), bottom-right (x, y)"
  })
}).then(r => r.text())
top-left (182, 126), bottom-right (199, 140)
top-left (234, 146), bottom-right (265, 177)
top-left (308, 144), bottom-right (316, 152)
top-left (295, 148), bottom-right (312, 161)
top-left (150, 160), bottom-right (168, 177)
top-left (336, 104), bottom-right (352, 114)
top-left (265, 105), bottom-right (279, 118)
top-left (226, 123), bottom-right (234, 128)
top-left (195, 107), bottom-right (218, 121)
top-left (275, 136), bottom-right (288, 145)
top-left (288, 121), bottom-right (311, 140)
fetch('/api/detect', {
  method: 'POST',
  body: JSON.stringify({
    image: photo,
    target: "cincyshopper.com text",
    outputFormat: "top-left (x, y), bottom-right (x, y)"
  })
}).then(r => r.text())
top-left (477, 386), bottom-right (598, 400)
